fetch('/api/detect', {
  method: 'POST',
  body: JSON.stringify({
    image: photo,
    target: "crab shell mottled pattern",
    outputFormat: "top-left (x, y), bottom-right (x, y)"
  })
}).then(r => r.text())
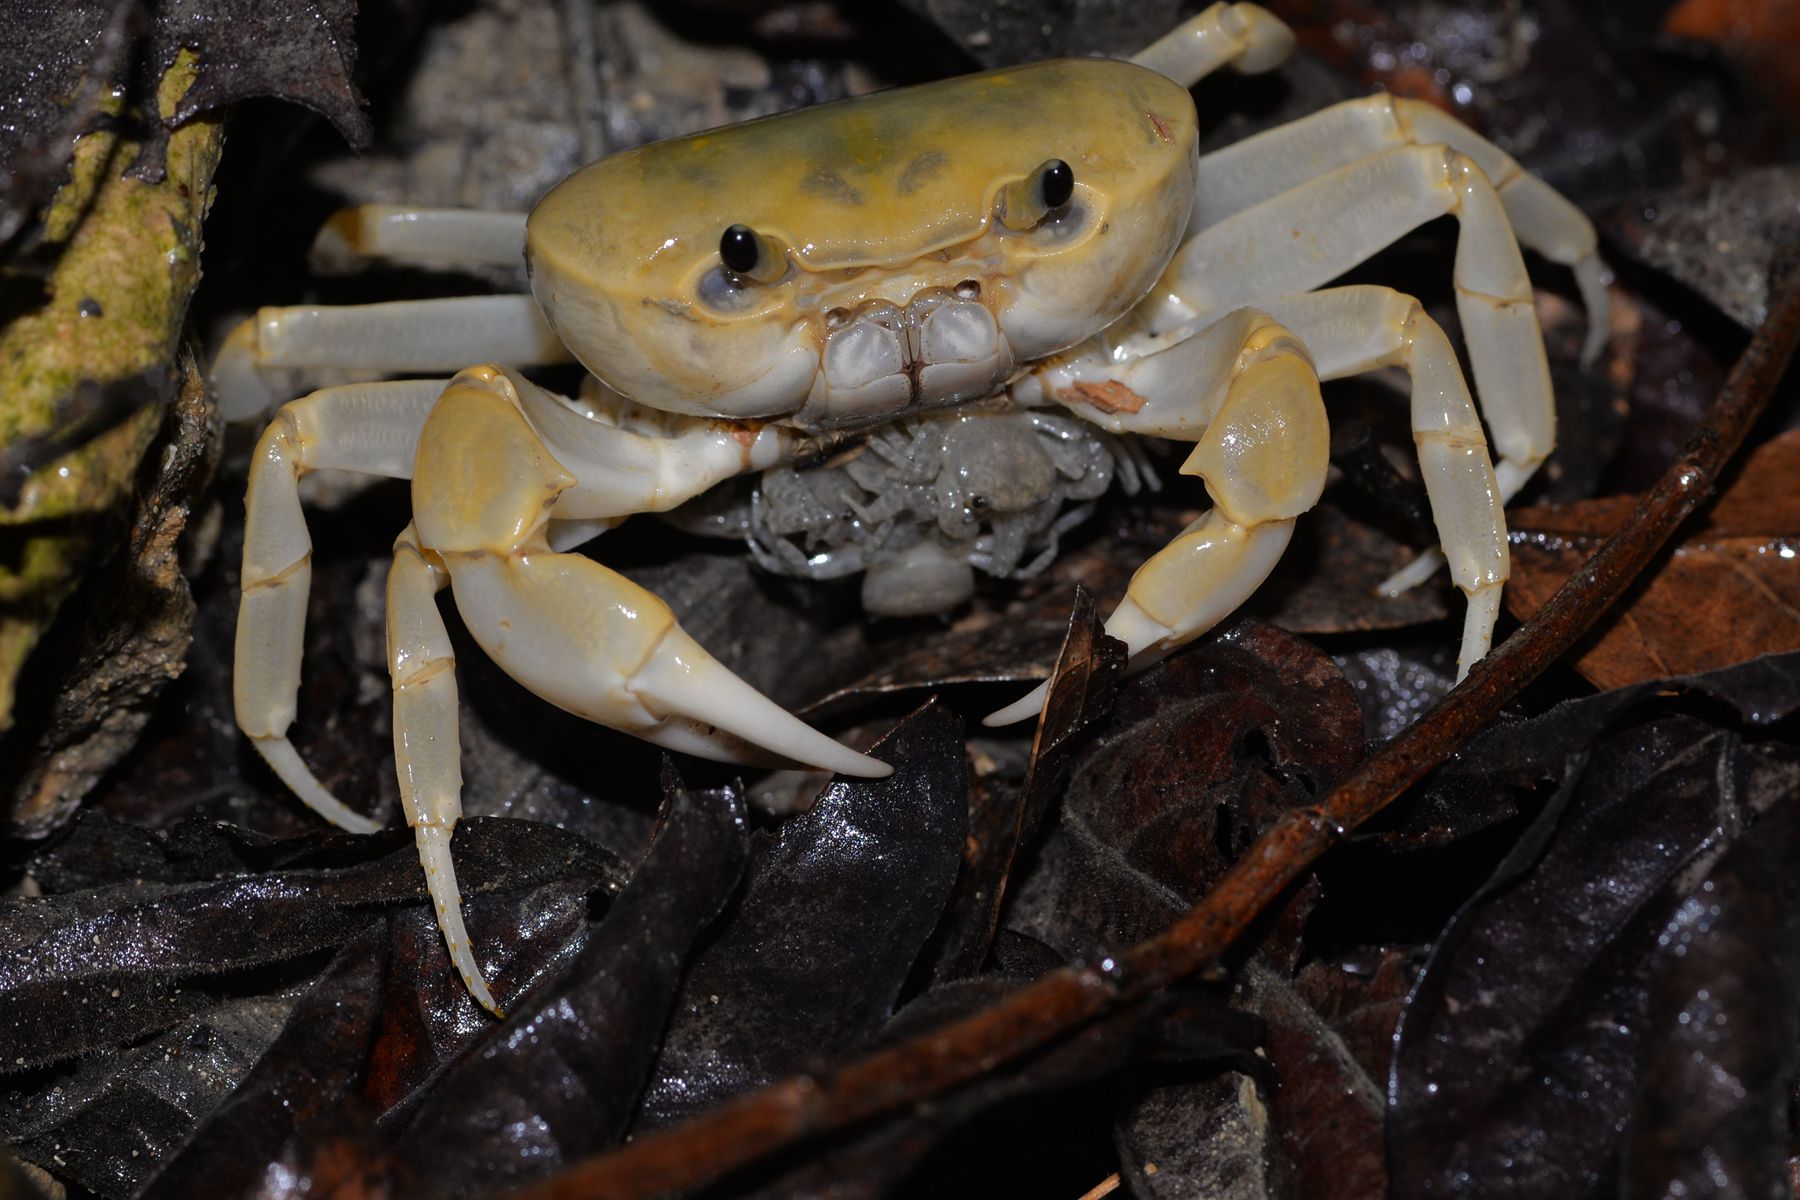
top-left (525, 58), bottom-right (1198, 429)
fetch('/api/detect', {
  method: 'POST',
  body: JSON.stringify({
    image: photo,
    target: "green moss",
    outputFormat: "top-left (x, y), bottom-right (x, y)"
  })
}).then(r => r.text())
top-left (0, 51), bottom-right (224, 728)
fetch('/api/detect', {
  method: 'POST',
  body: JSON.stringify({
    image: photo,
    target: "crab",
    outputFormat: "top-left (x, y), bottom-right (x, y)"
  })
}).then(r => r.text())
top-left (214, 3), bottom-right (1607, 1016)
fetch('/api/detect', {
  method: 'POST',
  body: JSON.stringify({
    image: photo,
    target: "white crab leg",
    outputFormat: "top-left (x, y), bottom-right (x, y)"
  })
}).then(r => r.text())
top-left (236, 379), bottom-right (448, 830)
top-left (387, 523), bottom-right (499, 1015)
top-left (1163, 145), bottom-right (1554, 510)
top-left (410, 366), bottom-right (889, 778)
top-left (1131, 2), bottom-right (1295, 86)
top-left (990, 311), bottom-right (1326, 726)
top-left (309, 206), bottom-right (527, 273)
top-left (1257, 286), bottom-right (1508, 672)
top-left (1188, 94), bottom-right (1609, 366)
top-left (211, 295), bottom-right (571, 421)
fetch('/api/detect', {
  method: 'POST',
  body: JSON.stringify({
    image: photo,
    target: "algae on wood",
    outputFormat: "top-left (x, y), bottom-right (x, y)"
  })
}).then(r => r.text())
top-left (0, 53), bottom-right (224, 818)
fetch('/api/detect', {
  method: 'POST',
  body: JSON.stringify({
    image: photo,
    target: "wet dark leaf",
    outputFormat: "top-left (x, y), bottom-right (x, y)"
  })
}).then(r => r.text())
top-left (1267, 0), bottom-right (1800, 207)
top-left (1621, 792), bottom-right (1800, 1198)
top-left (1112, 996), bottom-right (1277, 1198)
top-left (136, 923), bottom-right (389, 1200)
top-left (1604, 286), bottom-right (1734, 495)
top-left (803, 610), bottom-right (1070, 713)
top-left (356, 878), bottom-right (598, 1119)
top-left (892, 0), bottom-right (1191, 66)
top-left (393, 772), bottom-right (749, 1198)
top-left (976, 626), bottom-right (1367, 1199)
top-left (1390, 654), bottom-right (1800, 1197)
top-left (1607, 167), bottom-right (1800, 331)
top-left (0, 0), bottom-right (134, 245)
top-left (1117, 1071), bottom-right (1280, 1200)
top-left (1115, 952), bottom-right (1409, 1200)
top-left (1, 816), bottom-right (616, 1069)
top-left (1254, 505), bottom-right (1453, 634)
top-left (1243, 959), bottom-right (1389, 1198)
top-left (1379, 650), bottom-right (1800, 852)
top-left (1006, 621), bottom-right (1364, 960)
top-left (636, 702), bottom-right (968, 1129)
top-left (126, 875), bottom-right (597, 1200)
top-left (1333, 642), bottom-right (1460, 744)
top-left (1289, 947), bottom-right (1417, 1090)
top-left (755, 971), bottom-right (1160, 1199)
top-left (0, 0), bottom-right (369, 242)
top-left (929, 587), bottom-right (1127, 983)
top-left (2, 994), bottom-right (299, 1199)
top-left (155, 0), bottom-right (368, 149)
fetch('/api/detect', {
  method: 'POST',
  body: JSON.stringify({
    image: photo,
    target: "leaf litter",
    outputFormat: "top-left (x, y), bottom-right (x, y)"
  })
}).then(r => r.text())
top-left (5, 0), bottom-right (1800, 1197)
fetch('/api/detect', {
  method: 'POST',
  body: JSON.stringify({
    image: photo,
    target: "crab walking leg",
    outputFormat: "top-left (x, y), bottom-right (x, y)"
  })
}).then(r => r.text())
top-left (989, 314), bottom-right (1326, 726)
top-left (309, 206), bottom-right (527, 273)
top-left (236, 379), bottom-right (449, 831)
top-left (1165, 145), bottom-right (1554, 503)
top-left (1188, 94), bottom-right (1609, 365)
top-left (1256, 287), bottom-right (1508, 669)
top-left (211, 294), bottom-right (571, 421)
top-left (385, 523), bottom-right (501, 1015)
top-left (411, 367), bottom-right (891, 778)
top-left (1130, 3), bottom-right (1295, 86)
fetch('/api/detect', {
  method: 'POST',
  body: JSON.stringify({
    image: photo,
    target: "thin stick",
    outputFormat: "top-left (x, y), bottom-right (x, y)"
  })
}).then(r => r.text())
top-left (1076, 1171), bottom-right (1123, 1200)
top-left (507, 269), bottom-right (1800, 1200)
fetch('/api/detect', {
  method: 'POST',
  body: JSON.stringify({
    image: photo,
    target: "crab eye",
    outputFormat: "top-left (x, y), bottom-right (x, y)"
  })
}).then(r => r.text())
top-left (720, 224), bottom-right (759, 274)
top-left (718, 224), bottom-right (788, 283)
top-left (997, 158), bottom-right (1077, 231)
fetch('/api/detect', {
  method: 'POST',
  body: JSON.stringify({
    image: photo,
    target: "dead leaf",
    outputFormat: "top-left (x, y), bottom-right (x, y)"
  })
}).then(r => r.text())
top-left (1503, 429), bottom-right (1800, 690)
top-left (0, 0), bottom-right (369, 236)
top-left (1605, 167), bottom-right (1800, 330)
top-left (1665, 0), bottom-right (1800, 116)
top-left (926, 588), bottom-right (1126, 983)
top-left (154, 0), bottom-right (369, 152)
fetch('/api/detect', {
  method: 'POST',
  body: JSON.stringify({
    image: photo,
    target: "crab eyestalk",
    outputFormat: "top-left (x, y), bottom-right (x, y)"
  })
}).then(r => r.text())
top-left (718, 223), bottom-right (789, 283)
top-left (996, 159), bottom-right (1075, 231)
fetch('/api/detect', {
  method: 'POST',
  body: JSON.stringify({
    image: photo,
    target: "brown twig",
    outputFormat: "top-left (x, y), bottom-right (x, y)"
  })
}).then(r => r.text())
top-left (1076, 1171), bottom-right (1123, 1200)
top-left (508, 268), bottom-right (1800, 1200)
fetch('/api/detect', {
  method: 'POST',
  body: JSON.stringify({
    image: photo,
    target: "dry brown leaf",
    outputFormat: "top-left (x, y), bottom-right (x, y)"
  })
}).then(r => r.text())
top-left (1665, 0), bottom-right (1800, 114)
top-left (1504, 430), bottom-right (1800, 689)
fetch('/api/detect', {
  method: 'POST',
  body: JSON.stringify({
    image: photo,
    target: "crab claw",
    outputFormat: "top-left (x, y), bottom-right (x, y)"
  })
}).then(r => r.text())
top-left (629, 627), bottom-right (892, 777)
top-left (442, 551), bottom-right (890, 781)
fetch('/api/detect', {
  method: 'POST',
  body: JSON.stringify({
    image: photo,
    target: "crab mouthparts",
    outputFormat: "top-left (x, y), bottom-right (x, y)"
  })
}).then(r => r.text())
top-left (801, 287), bottom-right (1015, 428)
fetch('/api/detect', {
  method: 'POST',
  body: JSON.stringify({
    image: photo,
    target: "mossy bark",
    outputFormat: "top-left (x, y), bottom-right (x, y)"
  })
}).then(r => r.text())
top-left (0, 52), bottom-right (224, 731)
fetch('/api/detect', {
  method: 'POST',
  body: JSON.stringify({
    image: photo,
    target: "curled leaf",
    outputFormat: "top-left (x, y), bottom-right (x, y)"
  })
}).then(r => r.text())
top-left (394, 773), bottom-right (750, 1198)
top-left (637, 702), bottom-right (968, 1129)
